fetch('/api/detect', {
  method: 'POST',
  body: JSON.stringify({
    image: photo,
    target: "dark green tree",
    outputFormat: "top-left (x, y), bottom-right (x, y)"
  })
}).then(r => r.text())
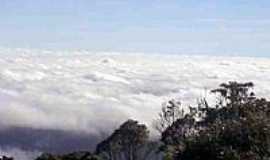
top-left (160, 82), bottom-right (270, 160)
top-left (96, 119), bottom-right (150, 160)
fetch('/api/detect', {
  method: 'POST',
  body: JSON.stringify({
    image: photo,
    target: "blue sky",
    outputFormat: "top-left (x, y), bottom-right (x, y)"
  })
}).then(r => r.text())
top-left (0, 0), bottom-right (270, 57)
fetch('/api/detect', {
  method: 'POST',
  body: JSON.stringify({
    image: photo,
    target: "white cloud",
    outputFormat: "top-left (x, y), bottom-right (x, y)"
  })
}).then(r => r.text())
top-left (0, 48), bottom-right (270, 155)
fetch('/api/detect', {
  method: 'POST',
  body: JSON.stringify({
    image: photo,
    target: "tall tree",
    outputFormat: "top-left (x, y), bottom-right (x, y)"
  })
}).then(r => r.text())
top-left (96, 119), bottom-right (149, 160)
top-left (160, 82), bottom-right (270, 160)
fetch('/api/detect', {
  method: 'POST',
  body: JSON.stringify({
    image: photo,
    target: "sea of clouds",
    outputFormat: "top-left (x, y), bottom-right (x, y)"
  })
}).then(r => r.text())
top-left (0, 48), bottom-right (270, 159)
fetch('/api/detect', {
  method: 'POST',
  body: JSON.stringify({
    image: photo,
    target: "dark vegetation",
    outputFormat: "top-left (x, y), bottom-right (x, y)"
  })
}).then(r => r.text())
top-left (4, 82), bottom-right (270, 160)
top-left (0, 156), bottom-right (13, 160)
top-left (35, 152), bottom-right (100, 160)
top-left (160, 82), bottom-right (270, 160)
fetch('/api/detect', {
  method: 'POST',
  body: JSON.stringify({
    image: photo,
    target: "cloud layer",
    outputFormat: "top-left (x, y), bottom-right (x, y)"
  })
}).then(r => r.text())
top-left (0, 48), bottom-right (270, 158)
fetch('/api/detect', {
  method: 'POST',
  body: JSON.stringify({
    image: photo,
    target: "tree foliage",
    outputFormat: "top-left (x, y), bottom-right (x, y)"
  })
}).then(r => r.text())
top-left (154, 99), bottom-right (184, 133)
top-left (96, 119), bottom-right (150, 160)
top-left (161, 81), bottom-right (270, 160)
top-left (35, 152), bottom-right (101, 160)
